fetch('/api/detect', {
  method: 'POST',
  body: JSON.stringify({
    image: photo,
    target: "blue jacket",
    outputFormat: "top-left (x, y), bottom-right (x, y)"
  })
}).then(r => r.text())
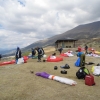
top-left (77, 52), bottom-right (84, 57)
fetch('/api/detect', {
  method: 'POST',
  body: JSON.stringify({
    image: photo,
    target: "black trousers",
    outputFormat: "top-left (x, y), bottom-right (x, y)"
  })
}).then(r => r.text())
top-left (59, 50), bottom-right (62, 54)
top-left (38, 55), bottom-right (42, 61)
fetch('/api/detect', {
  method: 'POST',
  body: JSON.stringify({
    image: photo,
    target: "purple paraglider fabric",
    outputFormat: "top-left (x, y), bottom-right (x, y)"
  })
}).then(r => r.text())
top-left (35, 72), bottom-right (50, 79)
top-left (35, 72), bottom-right (77, 85)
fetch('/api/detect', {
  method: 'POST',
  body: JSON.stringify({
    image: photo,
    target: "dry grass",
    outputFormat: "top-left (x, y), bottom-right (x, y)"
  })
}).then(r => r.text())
top-left (0, 47), bottom-right (100, 100)
top-left (43, 46), bottom-right (56, 53)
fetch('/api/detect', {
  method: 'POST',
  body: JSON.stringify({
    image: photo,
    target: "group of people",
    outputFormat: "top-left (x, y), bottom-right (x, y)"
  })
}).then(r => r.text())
top-left (15, 44), bottom-right (88, 67)
top-left (57, 44), bottom-right (88, 67)
top-left (15, 47), bottom-right (45, 63)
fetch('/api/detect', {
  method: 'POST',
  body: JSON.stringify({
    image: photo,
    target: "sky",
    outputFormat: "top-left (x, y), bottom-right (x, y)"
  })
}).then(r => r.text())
top-left (0, 0), bottom-right (100, 50)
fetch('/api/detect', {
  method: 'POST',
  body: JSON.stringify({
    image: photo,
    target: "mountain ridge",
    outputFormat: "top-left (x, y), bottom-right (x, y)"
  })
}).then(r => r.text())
top-left (1, 21), bottom-right (100, 56)
top-left (22, 21), bottom-right (100, 51)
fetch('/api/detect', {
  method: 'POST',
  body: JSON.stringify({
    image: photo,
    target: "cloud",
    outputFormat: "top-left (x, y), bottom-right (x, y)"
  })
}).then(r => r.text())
top-left (0, 0), bottom-right (100, 49)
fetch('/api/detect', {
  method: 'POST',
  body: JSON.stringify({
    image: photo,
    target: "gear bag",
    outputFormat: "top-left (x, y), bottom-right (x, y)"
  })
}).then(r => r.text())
top-left (75, 57), bottom-right (80, 67)
top-left (76, 67), bottom-right (90, 79)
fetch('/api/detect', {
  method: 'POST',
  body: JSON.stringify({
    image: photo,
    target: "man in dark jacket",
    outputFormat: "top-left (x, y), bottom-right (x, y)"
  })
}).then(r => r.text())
top-left (31, 48), bottom-right (36, 57)
top-left (15, 47), bottom-right (22, 63)
top-left (58, 46), bottom-right (63, 54)
top-left (0, 54), bottom-right (2, 60)
top-left (36, 47), bottom-right (44, 62)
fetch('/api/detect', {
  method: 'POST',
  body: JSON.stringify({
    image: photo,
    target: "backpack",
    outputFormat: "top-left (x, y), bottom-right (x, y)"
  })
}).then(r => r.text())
top-left (76, 67), bottom-right (90, 79)
top-left (60, 64), bottom-right (70, 69)
top-left (38, 48), bottom-right (44, 55)
top-left (32, 49), bottom-right (36, 55)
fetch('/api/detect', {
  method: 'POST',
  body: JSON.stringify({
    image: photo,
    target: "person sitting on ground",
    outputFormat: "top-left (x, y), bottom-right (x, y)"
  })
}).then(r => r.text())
top-left (77, 48), bottom-right (85, 67)
top-left (31, 48), bottom-right (36, 57)
top-left (35, 47), bottom-right (44, 62)
top-left (50, 53), bottom-right (56, 59)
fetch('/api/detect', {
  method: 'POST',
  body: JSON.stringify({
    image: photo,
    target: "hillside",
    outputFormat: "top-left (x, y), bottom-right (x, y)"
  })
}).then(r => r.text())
top-left (2, 21), bottom-right (100, 56)
top-left (22, 21), bottom-right (100, 51)
top-left (61, 21), bottom-right (100, 39)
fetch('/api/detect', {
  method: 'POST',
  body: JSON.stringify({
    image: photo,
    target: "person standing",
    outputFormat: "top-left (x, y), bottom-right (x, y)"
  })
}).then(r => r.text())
top-left (0, 54), bottom-right (2, 60)
top-left (31, 48), bottom-right (36, 57)
top-left (40, 47), bottom-right (45, 57)
top-left (15, 47), bottom-right (22, 63)
top-left (35, 47), bottom-right (44, 62)
top-left (85, 44), bottom-right (88, 54)
top-left (77, 48), bottom-right (85, 67)
top-left (58, 46), bottom-right (63, 54)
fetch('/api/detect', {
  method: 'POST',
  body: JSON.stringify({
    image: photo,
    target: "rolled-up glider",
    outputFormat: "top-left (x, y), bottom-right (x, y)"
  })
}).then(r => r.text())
top-left (36, 72), bottom-right (77, 86)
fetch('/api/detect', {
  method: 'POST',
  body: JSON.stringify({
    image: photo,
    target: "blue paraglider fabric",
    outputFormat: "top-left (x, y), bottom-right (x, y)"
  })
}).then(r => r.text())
top-left (75, 57), bottom-right (80, 67)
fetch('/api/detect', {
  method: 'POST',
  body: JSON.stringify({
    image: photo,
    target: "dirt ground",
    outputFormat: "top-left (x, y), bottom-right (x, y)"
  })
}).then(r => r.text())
top-left (0, 47), bottom-right (100, 100)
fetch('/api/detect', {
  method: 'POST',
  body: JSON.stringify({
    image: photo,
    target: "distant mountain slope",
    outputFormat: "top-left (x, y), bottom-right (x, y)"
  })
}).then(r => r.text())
top-left (2, 21), bottom-right (100, 56)
top-left (61, 21), bottom-right (100, 39)
top-left (22, 21), bottom-right (100, 51)
top-left (0, 49), bottom-right (16, 55)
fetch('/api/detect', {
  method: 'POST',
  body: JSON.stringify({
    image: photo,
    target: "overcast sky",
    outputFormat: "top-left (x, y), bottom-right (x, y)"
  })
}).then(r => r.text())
top-left (0, 0), bottom-right (100, 50)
